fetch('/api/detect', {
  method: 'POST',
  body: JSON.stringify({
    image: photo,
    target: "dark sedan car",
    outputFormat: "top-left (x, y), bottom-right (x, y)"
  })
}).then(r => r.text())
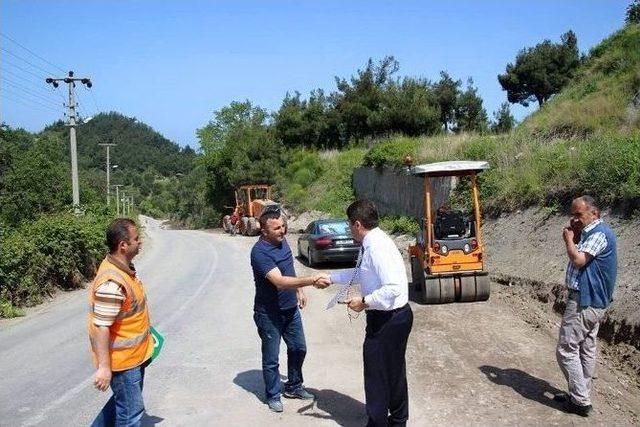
top-left (297, 219), bottom-right (361, 267)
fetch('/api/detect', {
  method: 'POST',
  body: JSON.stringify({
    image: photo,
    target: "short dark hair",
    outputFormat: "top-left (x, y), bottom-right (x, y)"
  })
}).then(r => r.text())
top-left (259, 211), bottom-right (282, 231)
top-left (347, 199), bottom-right (379, 230)
top-left (106, 218), bottom-right (136, 253)
top-left (259, 204), bottom-right (283, 230)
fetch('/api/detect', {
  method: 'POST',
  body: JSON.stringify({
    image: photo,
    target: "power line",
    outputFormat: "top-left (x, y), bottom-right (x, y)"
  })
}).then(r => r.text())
top-left (0, 32), bottom-right (66, 74)
top-left (1, 77), bottom-right (62, 108)
top-left (1, 87), bottom-right (62, 114)
top-left (1, 68), bottom-right (65, 99)
top-left (1, 92), bottom-right (60, 114)
top-left (1, 47), bottom-right (60, 77)
top-left (2, 57), bottom-right (49, 80)
top-left (84, 85), bottom-right (101, 116)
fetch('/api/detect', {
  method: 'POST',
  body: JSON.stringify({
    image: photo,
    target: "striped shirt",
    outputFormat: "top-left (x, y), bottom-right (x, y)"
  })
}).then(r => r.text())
top-left (565, 219), bottom-right (607, 290)
top-left (92, 281), bottom-right (125, 327)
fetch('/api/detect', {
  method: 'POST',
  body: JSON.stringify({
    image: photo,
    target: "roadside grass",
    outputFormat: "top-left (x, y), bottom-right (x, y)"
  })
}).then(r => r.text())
top-left (379, 216), bottom-right (420, 235)
top-left (364, 131), bottom-right (640, 214)
top-left (520, 24), bottom-right (640, 137)
top-left (278, 26), bottom-right (640, 221)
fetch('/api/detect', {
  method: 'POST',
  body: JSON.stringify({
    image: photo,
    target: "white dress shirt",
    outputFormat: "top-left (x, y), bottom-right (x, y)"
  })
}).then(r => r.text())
top-left (330, 227), bottom-right (408, 311)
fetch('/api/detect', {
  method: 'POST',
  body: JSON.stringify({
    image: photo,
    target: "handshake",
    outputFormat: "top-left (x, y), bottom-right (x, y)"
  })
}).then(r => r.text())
top-left (311, 273), bottom-right (332, 289)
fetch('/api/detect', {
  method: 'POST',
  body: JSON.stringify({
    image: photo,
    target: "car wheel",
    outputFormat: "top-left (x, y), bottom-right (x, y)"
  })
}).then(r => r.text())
top-left (307, 248), bottom-right (316, 268)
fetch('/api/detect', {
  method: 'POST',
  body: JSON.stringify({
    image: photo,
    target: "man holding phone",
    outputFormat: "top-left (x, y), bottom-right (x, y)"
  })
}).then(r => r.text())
top-left (250, 205), bottom-right (331, 413)
top-left (556, 195), bottom-right (618, 417)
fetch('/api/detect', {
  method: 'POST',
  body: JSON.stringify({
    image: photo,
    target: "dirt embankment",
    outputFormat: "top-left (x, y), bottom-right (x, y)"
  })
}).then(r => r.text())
top-left (290, 207), bottom-right (640, 384)
top-left (482, 208), bottom-right (640, 383)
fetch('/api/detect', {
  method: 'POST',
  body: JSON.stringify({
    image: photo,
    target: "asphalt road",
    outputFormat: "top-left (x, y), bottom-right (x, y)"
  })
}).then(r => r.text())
top-left (1, 217), bottom-right (638, 426)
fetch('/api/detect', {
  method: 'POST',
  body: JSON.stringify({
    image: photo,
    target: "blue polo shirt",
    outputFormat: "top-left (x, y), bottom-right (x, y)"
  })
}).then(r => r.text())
top-left (251, 238), bottom-right (298, 312)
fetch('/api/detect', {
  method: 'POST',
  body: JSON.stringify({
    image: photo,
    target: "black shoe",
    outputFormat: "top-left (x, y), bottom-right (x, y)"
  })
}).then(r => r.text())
top-left (563, 400), bottom-right (592, 417)
top-left (283, 387), bottom-right (315, 400)
top-left (553, 393), bottom-right (569, 403)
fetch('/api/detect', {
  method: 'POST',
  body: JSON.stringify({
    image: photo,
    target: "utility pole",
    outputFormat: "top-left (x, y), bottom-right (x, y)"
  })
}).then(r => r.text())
top-left (98, 143), bottom-right (116, 205)
top-left (46, 71), bottom-right (92, 208)
top-left (113, 184), bottom-right (123, 215)
top-left (121, 192), bottom-right (127, 216)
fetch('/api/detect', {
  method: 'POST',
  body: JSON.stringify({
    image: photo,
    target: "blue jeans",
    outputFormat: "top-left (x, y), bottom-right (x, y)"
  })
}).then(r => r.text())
top-left (254, 307), bottom-right (307, 401)
top-left (91, 360), bottom-right (149, 427)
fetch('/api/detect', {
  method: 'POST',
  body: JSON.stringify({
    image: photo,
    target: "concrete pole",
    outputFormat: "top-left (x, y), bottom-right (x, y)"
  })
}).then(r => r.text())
top-left (45, 71), bottom-right (92, 211)
top-left (113, 185), bottom-right (123, 216)
top-left (99, 144), bottom-right (116, 205)
top-left (121, 192), bottom-right (126, 216)
top-left (68, 79), bottom-right (80, 207)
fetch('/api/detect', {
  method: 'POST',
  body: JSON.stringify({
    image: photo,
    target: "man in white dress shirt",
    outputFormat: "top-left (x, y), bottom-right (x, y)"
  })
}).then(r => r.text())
top-left (330, 199), bottom-right (413, 427)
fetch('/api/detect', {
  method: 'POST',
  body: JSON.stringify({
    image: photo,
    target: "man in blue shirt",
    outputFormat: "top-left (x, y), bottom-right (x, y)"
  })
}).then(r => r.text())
top-left (555, 195), bottom-right (617, 417)
top-left (251, 207), bottom-right (330, 413)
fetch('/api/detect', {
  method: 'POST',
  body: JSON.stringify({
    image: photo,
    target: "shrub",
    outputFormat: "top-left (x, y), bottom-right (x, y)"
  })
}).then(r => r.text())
top-left (379, 216), bottom-right (420, 235)
top-left (0, 211), bottom-right (110, 317)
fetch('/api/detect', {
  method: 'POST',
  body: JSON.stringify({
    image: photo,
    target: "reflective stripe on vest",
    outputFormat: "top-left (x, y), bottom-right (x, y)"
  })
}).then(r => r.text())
top-left (111, 328), bottom-right (150, 349)
top-left (114, 295), bottom-right (147, 321)
top-left (89, 257), bottom-right (153, 371)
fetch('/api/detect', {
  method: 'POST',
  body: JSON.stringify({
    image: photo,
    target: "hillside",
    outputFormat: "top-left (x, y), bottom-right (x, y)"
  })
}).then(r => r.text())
top-left (338, 24), bottom-right (640, 216)
top-left (43, 112), bottom-right (195, 178)
top-left (521, 24), bottom-right (640, 137)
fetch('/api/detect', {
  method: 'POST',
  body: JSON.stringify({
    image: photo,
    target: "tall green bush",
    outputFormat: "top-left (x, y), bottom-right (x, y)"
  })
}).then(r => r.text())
top-left (0, 212), bottom-right (110, 317)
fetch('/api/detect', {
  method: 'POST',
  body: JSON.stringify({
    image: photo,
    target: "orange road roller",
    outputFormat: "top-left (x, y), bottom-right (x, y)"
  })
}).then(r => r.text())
top-left (408, 160), bottom-right (490, 303)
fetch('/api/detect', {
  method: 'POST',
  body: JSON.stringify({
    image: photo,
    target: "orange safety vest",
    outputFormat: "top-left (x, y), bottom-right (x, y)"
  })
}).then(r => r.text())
top-left (88, 256), bottom-right (153, 372)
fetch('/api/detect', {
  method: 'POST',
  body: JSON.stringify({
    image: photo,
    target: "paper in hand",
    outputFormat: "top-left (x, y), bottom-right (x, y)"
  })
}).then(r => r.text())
top-left (326, 282), bottom-right (353, 310)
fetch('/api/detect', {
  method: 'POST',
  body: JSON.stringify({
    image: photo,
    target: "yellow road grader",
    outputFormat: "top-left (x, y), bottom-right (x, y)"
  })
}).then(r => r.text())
top-left (222, 184), bottom-right (279, 236)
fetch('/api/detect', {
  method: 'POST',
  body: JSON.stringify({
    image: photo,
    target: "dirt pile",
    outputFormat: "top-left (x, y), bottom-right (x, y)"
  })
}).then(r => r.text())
top-left (482, 208), bottom-right (640, 382)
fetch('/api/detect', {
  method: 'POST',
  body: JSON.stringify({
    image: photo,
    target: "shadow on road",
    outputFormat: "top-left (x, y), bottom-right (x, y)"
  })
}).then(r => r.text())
top-left (297, 388), bottom-right (366, 427)
top-left (233, 370), bottom-right (365, 425)
top-left (233, 369), bottom-right (287, 403)
top-left (479, 365), bottom-right (565, 412)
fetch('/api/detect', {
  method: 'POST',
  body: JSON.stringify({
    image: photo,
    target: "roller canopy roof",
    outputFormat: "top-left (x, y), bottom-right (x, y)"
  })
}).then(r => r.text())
top-left (412, 160), bottom-right (489, 176)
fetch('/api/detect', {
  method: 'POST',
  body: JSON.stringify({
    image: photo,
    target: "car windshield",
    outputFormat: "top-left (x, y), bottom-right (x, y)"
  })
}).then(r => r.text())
top-left (317, 221), bottom-right (350, 235)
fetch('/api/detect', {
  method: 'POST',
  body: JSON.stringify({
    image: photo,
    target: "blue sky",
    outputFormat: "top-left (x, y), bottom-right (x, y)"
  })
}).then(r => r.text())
top-left (0, 1), bottom-right (630, 148)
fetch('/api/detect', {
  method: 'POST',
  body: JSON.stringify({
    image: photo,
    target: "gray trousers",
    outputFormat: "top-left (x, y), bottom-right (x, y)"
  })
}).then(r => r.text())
top-left (556, 290), bottom-right (606, 406)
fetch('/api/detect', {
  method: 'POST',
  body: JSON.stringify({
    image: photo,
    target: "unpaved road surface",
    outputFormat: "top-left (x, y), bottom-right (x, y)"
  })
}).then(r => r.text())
top-left (1, 218), bottom-right (639, 426)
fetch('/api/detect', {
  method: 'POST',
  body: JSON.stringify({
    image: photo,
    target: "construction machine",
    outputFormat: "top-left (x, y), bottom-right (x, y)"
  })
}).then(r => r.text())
top-left (408, 161), bottom-right (490, 303)
top-left (222, 184), bottom-right (279, 236)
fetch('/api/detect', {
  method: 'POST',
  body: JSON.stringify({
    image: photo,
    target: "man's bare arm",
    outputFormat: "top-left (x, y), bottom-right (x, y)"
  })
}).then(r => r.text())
top-left (93, 326), bottom-right (112, 391)
top-left (266, 268), bottom-right (330, 290)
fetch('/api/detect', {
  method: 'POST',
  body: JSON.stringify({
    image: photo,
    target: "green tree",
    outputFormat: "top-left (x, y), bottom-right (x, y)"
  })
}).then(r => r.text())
top-left (491, 102), bottom-right (516, 134)
top-left (196, 101), bottom-right (269, 155)
top-left (433, 71), bottom-right (461, 132)
top-left (198, 100), bottom-right (283, 215)
top-left (454, 78), bottom-right (488, 133)
top-left (370, 77), bottom-right (441, 136)
top-left (627, 0), bottom-right (640, 24)
top-left (0, 128), bottom-right (71, 225)
top-left (498, 30), bottom-right (580, 107)
top-left (333, 56), bottom-right (399, 143)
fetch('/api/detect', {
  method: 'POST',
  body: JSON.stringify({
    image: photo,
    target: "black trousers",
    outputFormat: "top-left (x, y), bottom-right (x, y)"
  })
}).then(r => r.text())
top-left (364, 304), bottom-right (413, 427)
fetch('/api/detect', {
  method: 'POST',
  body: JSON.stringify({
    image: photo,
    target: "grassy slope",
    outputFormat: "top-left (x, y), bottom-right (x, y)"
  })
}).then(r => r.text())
top-left (361, 25), bottom-right (640, 214)
top-left (283, 25), bottom-right (640, 218)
